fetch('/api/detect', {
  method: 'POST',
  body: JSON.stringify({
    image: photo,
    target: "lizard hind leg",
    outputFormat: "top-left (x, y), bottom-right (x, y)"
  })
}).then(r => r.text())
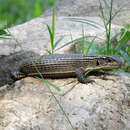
top-left (75, 68), bottom-right (94, 84)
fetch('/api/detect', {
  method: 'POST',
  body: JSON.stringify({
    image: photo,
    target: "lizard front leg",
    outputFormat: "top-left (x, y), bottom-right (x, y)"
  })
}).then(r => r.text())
top-left (75, 68), bottom-right (94, 84)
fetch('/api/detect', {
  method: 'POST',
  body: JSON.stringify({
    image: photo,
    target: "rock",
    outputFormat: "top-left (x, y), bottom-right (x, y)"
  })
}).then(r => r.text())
top-left (42, 0), bottom-right (130, 26)
top-left (0, 51), bottom-right (39, 87)
top-left (0, 16), bottom-right (122, 55)
top-left (0, 0), bottom-right (130, 129)
top-left (0, 74), bottom-right (130, 130)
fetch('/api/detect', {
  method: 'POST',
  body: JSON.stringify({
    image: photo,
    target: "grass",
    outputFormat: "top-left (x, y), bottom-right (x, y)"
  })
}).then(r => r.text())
top-left (0, 25), bottom-right (11, 39)
top-left (0, 0), bottom-right (129, 130)
top-left (46, 8), bottom-right (65, 54)
top-left (99, 0), bottom-right (113, 54)
top-left (0, 0), bottom-right (59, 27)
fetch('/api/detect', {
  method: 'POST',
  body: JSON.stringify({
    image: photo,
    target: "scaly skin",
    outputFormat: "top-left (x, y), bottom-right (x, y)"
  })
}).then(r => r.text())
top-left (11, 54), bottom-right (124, 83)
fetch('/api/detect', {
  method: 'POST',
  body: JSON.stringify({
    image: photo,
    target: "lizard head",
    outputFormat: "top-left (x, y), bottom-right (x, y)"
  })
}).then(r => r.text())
top-left (96, 55), bottom-right (124, 70)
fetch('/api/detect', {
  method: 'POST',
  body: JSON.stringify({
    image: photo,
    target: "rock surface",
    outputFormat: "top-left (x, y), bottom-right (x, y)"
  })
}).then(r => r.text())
top-left (42, 0), bottom-right (130, 26)
top-left (0, 51), bottom-right (39, 87)
top-left (0, 16), bottom-right (122, 56)
top-left (0, 0), bottom-right (130, 130)
top-left (0, 74), bottom-right (130, 130)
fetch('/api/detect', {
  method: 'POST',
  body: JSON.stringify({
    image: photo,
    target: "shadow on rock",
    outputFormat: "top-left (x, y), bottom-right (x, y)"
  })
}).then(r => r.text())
top-left (0, 51), bottom-right (39, 87)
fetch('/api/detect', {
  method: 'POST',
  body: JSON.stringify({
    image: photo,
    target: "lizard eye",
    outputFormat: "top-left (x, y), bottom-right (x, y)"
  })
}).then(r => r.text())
top-left (107, 59), bottom-right (112, 62)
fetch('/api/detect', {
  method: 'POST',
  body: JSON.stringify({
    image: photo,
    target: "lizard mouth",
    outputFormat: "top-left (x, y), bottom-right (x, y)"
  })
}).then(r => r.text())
top-left (101, 65), bottom-right (121, 70)
top-left (105, 55), bottom-right (124, 69)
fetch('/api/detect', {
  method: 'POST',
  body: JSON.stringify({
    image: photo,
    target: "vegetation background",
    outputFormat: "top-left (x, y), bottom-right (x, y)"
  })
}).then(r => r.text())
top-left (0, 0), bottom-right (59, 27)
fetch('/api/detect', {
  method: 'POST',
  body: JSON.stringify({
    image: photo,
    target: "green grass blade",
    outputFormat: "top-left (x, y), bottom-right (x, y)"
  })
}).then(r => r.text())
top-left (70, 18), bottom-right (103, 27)
top-left (0, 36), bottom-right (11, 39)
top-left (99, 0), bottom-right (110, 54)
top-left (46, 8), bottom-right (55, 54)
top-left (114, 25), bottom-right (130, 54)
top-left (0, 29), bottom-right (8, 35)
top-left (43, 80), bottom-right (76, 130)
top-left (116, 38), bottom-right (129, 52)
top-left (36, 77), bottom-right (61, 91)
top-left (55, 36), bottom-right (96, 52)
top-left (54, 35), bottom-right (65, 50)
top-left (110, 31), bottom-right (121, 43)
top-left (65, 18), bottom-right (103, 29)
top-left (85, 36), bottom-right (96, 54)
top-left (111, 4), bottom-right (126, 21)
top-left (52, 8), bottom-right (55, 41)
top-left (103, 0), bottom-right (110, 9)
top-left (99, 0), bottom-right (108, 33)
top-left (81, 24), bottom-right (85, 54)
top-left (0, 28), bottom-right (11, 38)
top-left (45, 49), bottom-right (52, 54)
top-left (47, 24), bottom-right (54, 51)
top-left (120, 24), bottom-right (130, 40)
top-left (33, 1), bottom-right (43, 17)
top-left (107, 0), bottom-right (113, 54)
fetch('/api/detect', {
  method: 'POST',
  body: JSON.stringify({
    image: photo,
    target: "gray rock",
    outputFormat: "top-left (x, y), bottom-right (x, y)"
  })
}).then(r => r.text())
top-left (0, 16), bottom-right (122, 56)
top-left (0, 0), bottom-right (130, 129)
top-left (0, 74), bottom-right (130, 130)
top-left (0, 51), bottom-right (39, 87)
top-left (42, 0), bottom-right (130, 26)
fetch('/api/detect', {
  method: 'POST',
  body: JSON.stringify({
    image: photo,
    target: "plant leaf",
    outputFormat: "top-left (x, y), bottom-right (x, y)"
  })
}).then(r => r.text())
top-left (52, 8), bottom-right (55, 38)
top-left (111, 4), bottom-right (127, 21)
top-left (54, 35), bottom-right (65, 50)
top-left (85, 36), bottom-right (97, 54)
top-left (0, 36), bottom-right (11, 39)
top-left (65, 18), bottom-right (103, 29)
top-left (110, 31), bottom-right (121, 43)
top-left (36, 77), bottom-right (61, 91)
top-left (103, 0), bottom-right (110, 9)
top-left (55, 36), bottom-right (96, 52)
top-left (47, 24), bottom-right (54, 51)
